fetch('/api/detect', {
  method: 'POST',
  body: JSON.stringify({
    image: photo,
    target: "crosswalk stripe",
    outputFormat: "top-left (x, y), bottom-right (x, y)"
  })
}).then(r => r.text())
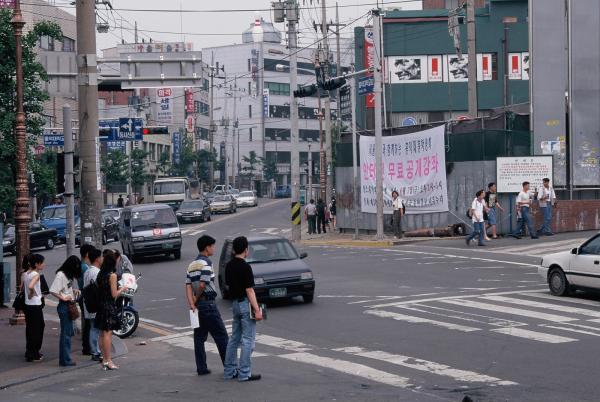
top-left (440, 299), bottom-right (577, 323)
top-left (401, 303), bottom-right (526, 328)
top-left (254, 334), bottom-right (312, 352)
top-left (491, 239), bottom-right (587, 254)
top-left (524, 292), bottom-right (600, 307)
top-left (365, 309), bottom-right (481, 332)
top-left (279, 352), bottom-right (413, 389)
top-left (480, 295), bottom-right (600, 318)
top-left (539, 324), bottom-right (600, 338)
top-left (335, 346), bottom-right (517, 386)
top-left (490, 327), bottom-right (577, 343)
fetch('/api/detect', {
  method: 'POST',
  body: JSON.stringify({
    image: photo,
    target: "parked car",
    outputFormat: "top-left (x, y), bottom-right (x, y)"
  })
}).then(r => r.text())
top-left (120, 203), bottom-right (182, 261)
top-left (204, 192), bottom-right (217, 204)
top-left (213, 184), bottom-right (233, 194)
top-left (230, 189), bottom-right (240, 199)
top-left (102, 208), bottom-right (123, 221)
top-left (236, 190), bottom-right (258, 207)
top-left (176, 200), bottom-right (211, 223)
top-left (75, 213), bottom-right (120, 245)
top-left (210, 194), bottom-right (237, 214)
top-left (275, 185), bottom-right (291, 198)
top-left (217, 236), bottom-right (315, 303)
top-left (40, 204), bottom-right (79, 242)
top-left (539, 233), bottom-right (600, 295)
top-left (3, 223), bottom-right (58, 255)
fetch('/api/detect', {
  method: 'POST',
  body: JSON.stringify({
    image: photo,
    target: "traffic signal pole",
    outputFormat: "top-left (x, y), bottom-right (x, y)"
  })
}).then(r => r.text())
top-left (288, 1), bottom-right (301, 242)
top-left (373, 9), bottom-right (385, 240)
top-left (77, 0), bottom-right (103, 248)
top-left (321, 0), bottom-right (333, 203)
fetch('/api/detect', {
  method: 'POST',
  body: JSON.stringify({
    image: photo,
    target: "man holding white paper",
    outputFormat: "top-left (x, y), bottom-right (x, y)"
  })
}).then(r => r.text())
top-left (185, 235), bottom-right (229, 376)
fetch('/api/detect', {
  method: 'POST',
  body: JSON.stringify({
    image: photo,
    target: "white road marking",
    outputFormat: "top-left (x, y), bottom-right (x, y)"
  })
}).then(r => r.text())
top-left (539, 324), bottom-right (600, 338)
top-left (400, 304), bottom-right (526, 328)
top-left (161, 334), bottom-right (270, 357)
top-left (140, 318), bottom-right (175, 328)
top-left (188, 229), bottom-right (206, 236)
top-left (254, 334), bottom-right (312, 352)
top-left (481, 295), bottom-right (600, 318)
top-left (490, 327), bottom-right (577, 343)
top-left (525, 292), bottom-right (600, 307)
top-left (440, 299), bottom-right (577, 323)
top-left (335, 347), bottom-right (517, 386)
top-left (151, 298), bottom-right (176, 302)
top-left (365, 309), bottom-right (481, 332)
top-left (278, 352), bottom-right (413, 389)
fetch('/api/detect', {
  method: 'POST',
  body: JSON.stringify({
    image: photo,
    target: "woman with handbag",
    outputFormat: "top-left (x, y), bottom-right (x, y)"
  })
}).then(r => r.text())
top-left (49, 255), bottom-right (82, 367)
top-left (23, 254), bottom-right (46, 362)
top-left (95, 251), bottom-right (129, 370)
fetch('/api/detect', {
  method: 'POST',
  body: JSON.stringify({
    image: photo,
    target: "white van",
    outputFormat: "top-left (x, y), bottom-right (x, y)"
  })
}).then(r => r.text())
top-left (119, 203), bottom-right (182, 261)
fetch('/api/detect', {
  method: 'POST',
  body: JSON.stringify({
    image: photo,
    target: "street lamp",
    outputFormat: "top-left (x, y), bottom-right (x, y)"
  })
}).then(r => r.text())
top-left (10, 0), bottom-right (30, 324)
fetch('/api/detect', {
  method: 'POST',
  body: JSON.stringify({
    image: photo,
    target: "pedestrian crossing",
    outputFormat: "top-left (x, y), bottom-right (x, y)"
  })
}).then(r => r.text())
top-left (483, 238), bottom-right (589, 257)
top-left (361, 289), bottom-right (600, 345)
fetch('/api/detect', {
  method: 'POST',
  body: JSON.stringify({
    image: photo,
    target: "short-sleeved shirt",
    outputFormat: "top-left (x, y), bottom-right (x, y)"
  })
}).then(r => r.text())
top-left (225, 257), bottom-right (255, 300)
top-left (516, 191), bottom-right (531, 208)
top-left (471, 198), bottom-right (485, 223)
top-left (77, 262), bottom-right (89, 290)
top-left (50, 271), bottom-right (74, 300)
top-left (485, 192), bottom-right (497, 209)
top-left (185, 255), bottom-right (218, 301)
top-left (305, 203), bottom-right (317, 216)
top-left (392, 197), bottom-right (404, 211)
top-left (25, 271), bottom-right (42, 306)
top-left (538, 186), bottom-right (556, 208)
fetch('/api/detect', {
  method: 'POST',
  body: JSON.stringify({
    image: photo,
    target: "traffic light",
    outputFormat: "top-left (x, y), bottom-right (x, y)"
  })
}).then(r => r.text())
top-left (293, 84), bottom-right (318, 98)
top-left (143, 126), bottom-right (169, 135)
top-left (322, 77), bottom-right (347, 91)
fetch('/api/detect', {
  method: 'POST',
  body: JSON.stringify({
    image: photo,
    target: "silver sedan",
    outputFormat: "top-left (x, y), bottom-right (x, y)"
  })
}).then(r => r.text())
top-left (236, 190), bottom-right (258, 207)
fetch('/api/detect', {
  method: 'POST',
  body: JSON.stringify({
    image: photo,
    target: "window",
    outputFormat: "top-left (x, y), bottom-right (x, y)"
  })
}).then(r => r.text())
top-left (269, 105), bottom-right (290, 119)
top-left (62, 37), bottom-right (75, 52)
top-left (300, 130), bottom-right (320, 142)
top-left (248, 59), bottom-right (251, 72)
top-left (249, 128), bottom-right (253, 142)
top-left (248, 105), bottom-right (252, 118)
top-left (265, 82), bottom-right (290, 96)
top-left (580, 236), bottom-right (600, 255)
top-left (265, 128), bottom-right (290, 141)
top-left (39, 36), bottom-right (55, 51)
top-left (248, 82), bottom-right (251, 95)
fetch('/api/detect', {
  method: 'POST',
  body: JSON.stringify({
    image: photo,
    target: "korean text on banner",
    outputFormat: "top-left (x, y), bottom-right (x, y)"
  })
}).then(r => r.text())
top-left (359, 125), bottom-right (449, 214)
top-left (364, 28), bottom-right (375, 108)
top-left (156, 87), bottom-right (173, 124)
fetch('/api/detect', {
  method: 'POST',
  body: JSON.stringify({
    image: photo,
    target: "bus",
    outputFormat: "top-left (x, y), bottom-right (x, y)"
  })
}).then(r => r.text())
top-left (152, 177), bottom-right (190, 210)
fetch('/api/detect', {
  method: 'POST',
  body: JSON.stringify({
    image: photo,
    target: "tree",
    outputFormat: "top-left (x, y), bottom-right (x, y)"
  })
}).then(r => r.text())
top-left (130, 149), bottom-right (151, 195)
top-left (157, 151), bottom-right (171, 176)
top-left (242, 151), bottom-right (261, 183)
top-left (171, 134), bottom-right (195, 177)
top-left (0, 9), bottom-right (62, 219)
top-left (101, 150), bottom-right (128, 191)
top-left (32, 151), bottom-right (57, 208)
top-left (195, 149), bottom-right (217, 184)
top-left (261, 157), bottom-right (278, 182)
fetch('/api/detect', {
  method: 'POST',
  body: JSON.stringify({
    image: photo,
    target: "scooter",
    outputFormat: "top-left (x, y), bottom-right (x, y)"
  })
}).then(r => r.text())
top-left (113, 273), bottom-right (141, 339)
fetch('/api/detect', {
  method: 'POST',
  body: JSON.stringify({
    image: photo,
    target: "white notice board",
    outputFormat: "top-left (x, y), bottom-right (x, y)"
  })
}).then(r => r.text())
top-left (496, 156), bottom-right (554, 193)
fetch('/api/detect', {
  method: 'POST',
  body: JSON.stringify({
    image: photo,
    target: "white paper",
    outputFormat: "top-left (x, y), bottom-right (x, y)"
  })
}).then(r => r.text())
top-left (189, 310), bottom-right (200, 329)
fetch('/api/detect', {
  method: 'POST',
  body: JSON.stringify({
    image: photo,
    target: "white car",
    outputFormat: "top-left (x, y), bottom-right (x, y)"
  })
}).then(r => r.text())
top-left (539, 234), bottom-right (600, 295)
top-left (236, 190), bottom-right (258, 207)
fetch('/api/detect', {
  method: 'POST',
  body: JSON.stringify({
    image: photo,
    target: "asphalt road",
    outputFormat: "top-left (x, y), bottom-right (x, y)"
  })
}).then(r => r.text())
top-left (2, 201), bottom-right (600, 402)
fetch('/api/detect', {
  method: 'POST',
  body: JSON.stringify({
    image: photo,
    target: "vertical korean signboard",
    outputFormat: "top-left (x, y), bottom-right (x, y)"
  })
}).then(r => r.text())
top-left (263, 89), bottom-right (270, 118)
top-left (364, 28), bottom-right (375, 108)
top-left (172, 131), bottom-right (181, 165)
top-left (184, 88), bottom-right (195, 114)
top-left (359, 125), bottom-right (448, 214)
top-left (156, 87), bottom-right (173, 124)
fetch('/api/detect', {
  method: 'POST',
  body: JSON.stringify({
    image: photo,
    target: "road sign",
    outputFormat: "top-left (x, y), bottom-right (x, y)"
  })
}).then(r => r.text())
top-left (119, 52), bottom-right (204, 89)
top-left (358, 75), bottom-right (374, 95)
top-left (98, 119), bottom-right (119, 142)
top-left (186, 115), bottom-right (195, 133)
top-left (339, 86), bottom-right (352, 122)
top-left (118, 118), bottom-right (143, 141)
top-left (43, 133), bottom-right (64, 146)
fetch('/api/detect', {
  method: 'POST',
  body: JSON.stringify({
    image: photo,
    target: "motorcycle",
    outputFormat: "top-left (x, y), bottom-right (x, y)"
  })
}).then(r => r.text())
top-left (113, 273), bottom-right (141, 339)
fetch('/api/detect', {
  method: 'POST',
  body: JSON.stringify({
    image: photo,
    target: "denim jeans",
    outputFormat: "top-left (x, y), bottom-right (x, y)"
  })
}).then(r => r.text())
top-left (466, 221), bottom-right (485, 245)
top-left (513, 206), bottom-right (536, 238)
top-left (193, 301), bottom-right (229, 373)
top-left (538, 205), bottom-right (553, 234)
top-left (223, 299), bottom-right (256, 381)
top-left (307, 215), bottom-right (316, 234)
top-left (57, 301), bottom-right (74, 366)
top-left (88, 319), bottom-right (100, 356)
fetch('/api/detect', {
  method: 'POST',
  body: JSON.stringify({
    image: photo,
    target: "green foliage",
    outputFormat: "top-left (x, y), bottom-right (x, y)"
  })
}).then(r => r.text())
top-left (195, 149), bottom-right (217, 183)
top-left (130, 148), bottom-right (150, 193)
top-left (260, 157), bottom-right (278, 182)
top-left (242, 151), bottom-right (261, 179)
top-left (0, 9), bottom-right (62, 218)
top-left (171, 134), bottom-right (196, 177)
top-left (32, 152), bottom-right (57, 207)
top-left (157, 151), bottom-right (171, 176)
top-left (101, 150), bottom-right (128, 190)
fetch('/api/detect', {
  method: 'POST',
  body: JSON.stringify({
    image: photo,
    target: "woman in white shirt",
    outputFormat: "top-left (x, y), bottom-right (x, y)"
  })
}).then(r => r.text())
top-left (23, 254), bottom-right (45, 362)
top-left (50, 255), bottom-right (82, 367)
top-left (391, 191), bottom-right (405, 239)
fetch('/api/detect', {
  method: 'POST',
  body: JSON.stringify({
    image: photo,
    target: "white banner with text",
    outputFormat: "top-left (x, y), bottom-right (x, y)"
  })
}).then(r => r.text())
top-left (360, 125), bottom-right (449, 214)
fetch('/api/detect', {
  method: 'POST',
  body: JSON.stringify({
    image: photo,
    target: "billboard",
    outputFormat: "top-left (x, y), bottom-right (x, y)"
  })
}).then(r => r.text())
top-left (364, 28), bottom-right (375, 108)
top-left (156, 88), bottom-right (173, 124)
top-left (428, 55), bottom-right (443, 82)
top-left (388, 56), bottom-right (427, 84)
top-left (496, 156), bottom-right (554, 194)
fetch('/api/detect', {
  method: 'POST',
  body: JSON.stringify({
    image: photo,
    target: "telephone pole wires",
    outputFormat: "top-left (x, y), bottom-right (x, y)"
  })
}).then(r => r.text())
top-left (77, 0), bottom-right (103, 248)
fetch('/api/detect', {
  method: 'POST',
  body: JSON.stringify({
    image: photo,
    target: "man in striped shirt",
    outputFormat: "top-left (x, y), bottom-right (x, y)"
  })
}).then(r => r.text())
top-left (185, 235), bottom-right (229, 376)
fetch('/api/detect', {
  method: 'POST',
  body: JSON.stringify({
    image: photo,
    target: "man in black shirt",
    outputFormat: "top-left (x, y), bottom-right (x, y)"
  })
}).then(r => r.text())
top-left (223, 236), bottom-right (263, 382)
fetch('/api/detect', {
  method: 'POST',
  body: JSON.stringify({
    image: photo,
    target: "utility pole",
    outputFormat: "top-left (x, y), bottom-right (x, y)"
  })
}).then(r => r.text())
top-left (350, 73), bottom-right (359, 239)
top-left (466, 0), bottom-right (478, 118)
top-left (63, 105), bottom-right (76, 257)
top-left (232, 77), bottom-right (237, 188)
top-left (209, 58), bottom-right (215, 190)
top-left (308, 142), bottom-right (313, 202)
top-left (318, 86), bottom-right (326, 201)
top-left (285, 0), bottom-right (301, 242)
top-left (335, 2), bottom-right (344, 148)
top-left (373, 9), bottom-right (384, 240)
top-left (11, 0), bottom-right (29, 324)
top-left (321, 0), bottom-right (333, 203)
top-left (77, 0), bottom-right (103, 248)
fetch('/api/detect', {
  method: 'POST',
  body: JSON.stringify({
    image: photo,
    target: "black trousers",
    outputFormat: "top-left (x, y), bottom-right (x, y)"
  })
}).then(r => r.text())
top-left (194, 301), bottom-right (229, 373)
top-left (24, 305), bottom-right (45, 360)
top-left (79, 299), bottom-right (91, 353)
top-left (317, 215), bottom-right (327, 233)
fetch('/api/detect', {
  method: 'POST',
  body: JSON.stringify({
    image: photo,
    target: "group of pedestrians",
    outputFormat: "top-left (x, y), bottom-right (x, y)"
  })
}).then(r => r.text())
top-left (21, 245), bottom-right (131, 370)
top-left (304, 197), bottom-right (336, 235)
top-left (186, 235), bottom-right (262, 382)
top-left (466, 179), bottom-right (556, 246)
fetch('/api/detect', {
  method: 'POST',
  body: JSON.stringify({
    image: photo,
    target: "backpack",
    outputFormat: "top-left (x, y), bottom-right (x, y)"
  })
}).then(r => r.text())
top-left (82, 280), bottom-right (100, 314)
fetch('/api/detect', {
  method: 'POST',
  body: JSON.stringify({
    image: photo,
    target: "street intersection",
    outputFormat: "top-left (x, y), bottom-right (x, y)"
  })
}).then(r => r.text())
top-left (1, 200), bottom-right (599, 402)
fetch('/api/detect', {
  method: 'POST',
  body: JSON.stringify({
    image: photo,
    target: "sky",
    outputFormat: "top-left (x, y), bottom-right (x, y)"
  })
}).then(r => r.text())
top-left (63, 0), bottom-right (422, 52)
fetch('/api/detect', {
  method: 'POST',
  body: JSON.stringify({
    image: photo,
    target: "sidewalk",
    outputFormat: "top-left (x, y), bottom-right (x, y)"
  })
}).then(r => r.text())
top-left (0, 302), bottom-right (127, 390)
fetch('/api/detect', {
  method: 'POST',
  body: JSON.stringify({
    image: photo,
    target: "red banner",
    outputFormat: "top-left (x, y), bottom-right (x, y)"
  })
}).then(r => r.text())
top-left (185, 88), bottom-right (195, 114)
top-left (364, 28), bottom-right (375, 108)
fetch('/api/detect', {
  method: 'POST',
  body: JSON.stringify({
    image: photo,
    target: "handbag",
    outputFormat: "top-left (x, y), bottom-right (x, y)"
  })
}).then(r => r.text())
top-left (40, 274), bottom-right (49, 295)
top-left (12, 291), bottom-right (25, 311)
top-left (67, 301), bottom-right (80, 320)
